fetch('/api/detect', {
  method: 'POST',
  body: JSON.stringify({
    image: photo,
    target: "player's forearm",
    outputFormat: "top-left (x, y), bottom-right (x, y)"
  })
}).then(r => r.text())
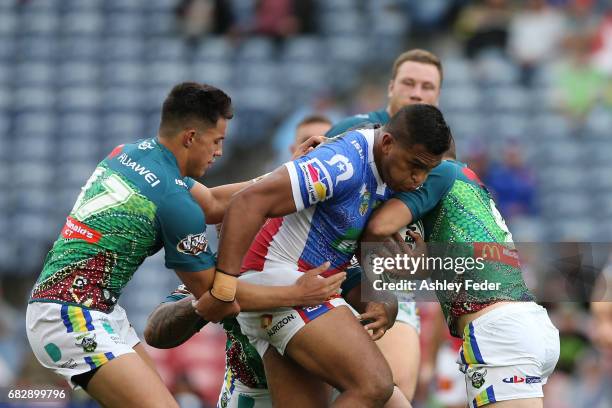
top-left (216, 193), bottom-right (268, 275)
top-left (236, 281), bottom-right (301, 310)
top-left (144, 297), bottom-right (204, 349)
top-left (207, 181), bottom-right (253, 223)
top-left (364, 199), bottom-right (414, 242)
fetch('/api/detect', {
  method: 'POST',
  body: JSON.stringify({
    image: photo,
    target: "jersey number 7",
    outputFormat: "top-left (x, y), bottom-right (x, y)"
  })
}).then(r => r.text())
top-left (71, 167), bottom-right (135, 221)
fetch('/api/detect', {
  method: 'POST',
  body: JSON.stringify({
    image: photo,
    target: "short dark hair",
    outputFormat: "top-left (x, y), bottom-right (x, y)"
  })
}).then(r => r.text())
top-left (297, 114), bottom-right (332, 128)
top-left (160, 82), bottom-right (233, 135)
top-left (391, 49), bottom-right (443, 84)
top-left (384, 104), bottom-right (451, 155)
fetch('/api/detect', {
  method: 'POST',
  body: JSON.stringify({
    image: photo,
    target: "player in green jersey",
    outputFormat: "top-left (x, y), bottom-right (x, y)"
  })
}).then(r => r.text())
top-left (363, 145), bottom-right (560, 408)
top-left (327, 49), bottom-right (444, 403)
top-left (25, 82), bottom-right (343, 408)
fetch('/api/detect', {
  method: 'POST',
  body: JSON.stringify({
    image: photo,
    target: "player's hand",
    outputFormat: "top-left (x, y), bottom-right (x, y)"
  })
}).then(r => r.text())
top-left (359, 301), bottom-right (395, 341)
top-left (293, 261), bottom-right (346, 306)
top-left (291, 135), bottom-right (325, 159)
top-left (193, 291), bottom-right (240, 323)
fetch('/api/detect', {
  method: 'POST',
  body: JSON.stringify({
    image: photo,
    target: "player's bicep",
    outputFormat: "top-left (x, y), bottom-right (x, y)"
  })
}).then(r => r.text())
top-left (157, 194), bottom-right (217, 272)
top-left (189, 180), bottom-right (216, 219)
top-left (238, 165), bottom-right (297, 218)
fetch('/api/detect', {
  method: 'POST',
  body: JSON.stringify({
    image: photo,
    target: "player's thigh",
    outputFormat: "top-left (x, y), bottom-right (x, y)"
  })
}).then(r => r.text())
top-left (286, 306), bottom-right (393, 393)
top-left (263, 346), bottom-right (330, 407)
top-left (376, 322), bottom-right (420, 400)
top-left (133, 343), bottom-right (160, 375)
top-left (488, 398), bottom-right (543, 408)
top-left (87, 352), bottom-right (178, 408)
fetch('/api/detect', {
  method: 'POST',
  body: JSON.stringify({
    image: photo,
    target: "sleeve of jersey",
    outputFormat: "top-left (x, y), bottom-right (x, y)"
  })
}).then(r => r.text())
top-left (183, 177), bottom-right (196, 189)
top-left (394, 162), bottom-right (457, 221)
top-left (284, 136), bottom-right (361, 211)
top-left (157, 193), bottom-right (216, 272)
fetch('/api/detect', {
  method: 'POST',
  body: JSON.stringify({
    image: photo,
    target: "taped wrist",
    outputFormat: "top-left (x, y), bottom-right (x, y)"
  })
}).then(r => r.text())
top-left (210, 270), bottom-right (237, 302)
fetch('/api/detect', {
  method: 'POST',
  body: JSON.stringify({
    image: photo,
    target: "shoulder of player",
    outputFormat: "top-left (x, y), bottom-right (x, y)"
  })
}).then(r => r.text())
top-left (107, 139), bottom-right (190, 199)
top-left (429, 160), bottom-right (461, 181)
top-left (326, 111), bottom-right (382, 137)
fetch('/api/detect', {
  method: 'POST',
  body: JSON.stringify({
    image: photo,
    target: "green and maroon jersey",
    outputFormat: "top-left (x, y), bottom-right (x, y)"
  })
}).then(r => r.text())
top-left (30, 138), bottom-right (215, 312)
top-left (396, 160), bottom-right (534, 336)
top-left (164, 285), bottom-right (268, 389)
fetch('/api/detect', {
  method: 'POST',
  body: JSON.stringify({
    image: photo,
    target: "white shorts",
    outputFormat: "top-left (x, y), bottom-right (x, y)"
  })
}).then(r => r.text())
top-left (395, 301), bottom-right (420, 333)
top-left (456, 302), bottom-right (560, 408)
top-left (238, 267), bottom-right (358, 356)
top-left (217, 368), bottom-right (271, 408)
top-left (26, 301), bottom-right (140, 389)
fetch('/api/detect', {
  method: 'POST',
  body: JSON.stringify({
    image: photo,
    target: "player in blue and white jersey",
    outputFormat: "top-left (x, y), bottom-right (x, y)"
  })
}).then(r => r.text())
top-left (326, 49), bottom-right (444, 402)
top-left (197, 104), bottom-right (452, 407)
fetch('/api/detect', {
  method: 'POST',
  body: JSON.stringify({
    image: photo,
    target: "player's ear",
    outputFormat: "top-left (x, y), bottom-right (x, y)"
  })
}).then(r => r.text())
top-left (387, 79), bottom-right (394, 98)
top-left (182, 129), bottom-right (196, 148)
top-left (381, 132), bottom-right (394, 155)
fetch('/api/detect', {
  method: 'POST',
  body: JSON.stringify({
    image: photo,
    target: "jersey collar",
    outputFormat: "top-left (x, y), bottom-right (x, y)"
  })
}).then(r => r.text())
top-left (361, 129), bottom-right (387, 196)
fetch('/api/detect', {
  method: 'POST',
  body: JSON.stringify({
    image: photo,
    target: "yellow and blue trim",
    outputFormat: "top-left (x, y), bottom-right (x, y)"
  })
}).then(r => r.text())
top-left (61, 305), bottom-right (95, 333)
top-left (461, 322), bottom-right (485, 365)
top-left (84, 352), bottom-right (115, 370)
top-left (472, 385), bottom-right (496, 407)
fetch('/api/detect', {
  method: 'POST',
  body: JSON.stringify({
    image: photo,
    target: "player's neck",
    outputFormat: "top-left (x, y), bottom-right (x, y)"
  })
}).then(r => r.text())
top-left (157, 134), bottom-right (189, 177)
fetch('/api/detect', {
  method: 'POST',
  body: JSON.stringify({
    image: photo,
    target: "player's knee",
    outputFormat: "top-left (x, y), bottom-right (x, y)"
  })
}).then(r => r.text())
top-left (357, 365), bottom-right (394, 405)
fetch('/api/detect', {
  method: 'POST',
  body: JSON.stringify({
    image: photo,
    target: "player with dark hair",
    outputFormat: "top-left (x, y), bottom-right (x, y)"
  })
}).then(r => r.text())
top-left (25, 82), bottom-right (343, 408)
top-left (326, 48), bottom-right (444, 402)
top-left (363, 146), bottom-right (560, 408)
top-left (196, 104), bottom-right (451, 407)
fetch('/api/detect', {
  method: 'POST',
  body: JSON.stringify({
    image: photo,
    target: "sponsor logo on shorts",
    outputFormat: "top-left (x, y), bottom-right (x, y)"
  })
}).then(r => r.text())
top-left (298, 158), bottom-right (333, 204)
top-left (177, 232), bottom-right (209, 255)
top-left (502, 376), bottom-right (541, 384)
top-left (75, 333), bottom-right (98, 353)
top-left (59, 358), bottom-right (78, 369)
top-left (260, 314), bottom-right (273, 329)
top-left (101, 319), bottom-right (115, 335)
top-left (467, 367), bottom-right (487, 389)
top-left (296, 301), bottom-right (334, 323)
top-left (266, 314), bottom-right (296, 337)
top-left (44, 343), bottom-right (62, 362)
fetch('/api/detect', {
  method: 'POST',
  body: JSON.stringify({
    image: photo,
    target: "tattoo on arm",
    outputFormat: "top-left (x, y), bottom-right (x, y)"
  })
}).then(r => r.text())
top-left (144, 296), bottom-right (206, 349)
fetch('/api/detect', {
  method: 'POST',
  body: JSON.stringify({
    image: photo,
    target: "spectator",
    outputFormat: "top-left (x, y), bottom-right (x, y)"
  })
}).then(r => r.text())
top-left (484, 140), bottom-right (538, 219)
top-left (175, 0), bottom-right (235, 45)
top-left (254, 0), bottom-right (317, 43)
top-left (455, 0), bottom-right (513, 59)
top-left (554, 35), bottom-right (606, 122)
top-left (508, 0), bottom-right (567, 85)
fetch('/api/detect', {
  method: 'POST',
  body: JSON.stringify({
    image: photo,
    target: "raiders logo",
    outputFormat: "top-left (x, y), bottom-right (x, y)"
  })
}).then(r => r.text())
top-left (467, 367), bottom-right (488, 389)
top-left (177, 232), bottom-right (209, 255)
top-left (75, 333), bottom-right (97, 353)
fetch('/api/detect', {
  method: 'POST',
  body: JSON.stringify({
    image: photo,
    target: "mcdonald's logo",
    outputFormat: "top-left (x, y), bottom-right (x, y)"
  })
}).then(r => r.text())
top-left (473, 243), bottom-right (520, 268)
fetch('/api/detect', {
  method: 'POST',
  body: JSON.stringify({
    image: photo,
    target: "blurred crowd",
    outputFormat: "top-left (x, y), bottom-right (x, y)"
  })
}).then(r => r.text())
top-left (2, 0), bottom-right (612, 407)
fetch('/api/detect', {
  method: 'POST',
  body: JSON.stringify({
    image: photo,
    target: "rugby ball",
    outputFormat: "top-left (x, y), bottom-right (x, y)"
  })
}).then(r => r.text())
top-left (397, 220), bottom-right (424, 249)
